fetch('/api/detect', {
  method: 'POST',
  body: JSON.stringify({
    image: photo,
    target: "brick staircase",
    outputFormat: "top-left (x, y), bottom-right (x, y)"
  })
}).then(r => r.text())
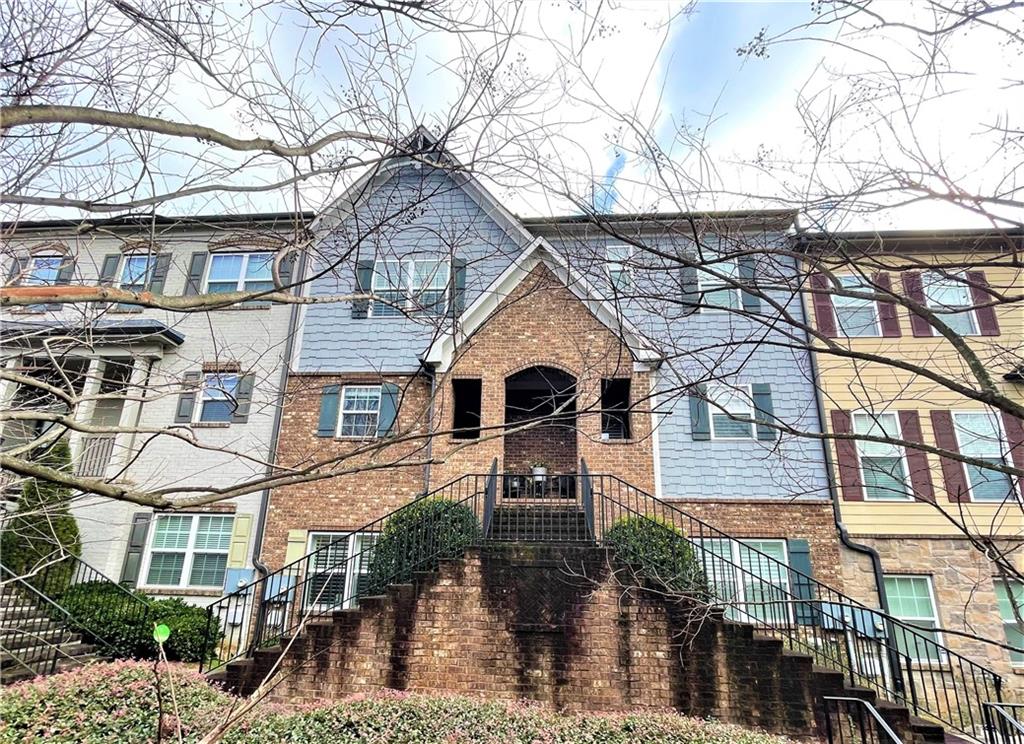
top-left (0, 586), bottom-right (96, 684)
top-left (216, 543), bottom-right (949, 742)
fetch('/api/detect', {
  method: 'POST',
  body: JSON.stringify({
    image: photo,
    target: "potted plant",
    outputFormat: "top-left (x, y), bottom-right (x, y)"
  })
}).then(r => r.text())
top-left (530, 460), bottom-right (548, 483)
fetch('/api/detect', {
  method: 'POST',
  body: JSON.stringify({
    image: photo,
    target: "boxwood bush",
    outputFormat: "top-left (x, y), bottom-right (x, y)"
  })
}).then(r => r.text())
top-left (604, 516), bottom-right (708, 596)
top-left (0, 660), bottom-right (794, 744)
top-left (365, 497), bottom-right (480, 595)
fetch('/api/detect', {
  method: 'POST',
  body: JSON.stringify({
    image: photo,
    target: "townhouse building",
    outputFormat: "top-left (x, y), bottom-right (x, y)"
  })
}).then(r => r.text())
top-left (803, 229), bottom-right (1024, 682)
top-left (1, 213), bottom-right (307, 605)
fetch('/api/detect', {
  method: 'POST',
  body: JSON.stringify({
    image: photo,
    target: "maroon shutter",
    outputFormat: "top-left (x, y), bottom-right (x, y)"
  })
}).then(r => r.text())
top-left (1002, 412), bottom-right (1024, 498)
top-left (898, 411), bottom-right (934, 502)
top-left (966, 271), bottom-right (1000, 336)
top-left (901, 272), bottom-right (932, 337)
top-left (810, 273), bottom-right (838, 338)
top-left (831, 410), bottom-right (864, 501)
top-left (931, 410), bottom-right (969, 502)
top-left (874, 272), bottom-right (901, 337)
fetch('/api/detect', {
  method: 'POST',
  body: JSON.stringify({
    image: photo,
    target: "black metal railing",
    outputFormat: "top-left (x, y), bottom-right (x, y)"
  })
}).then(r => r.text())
top-left (822, 697), bottom-right (903, 743)
top-left (1, 553), bottom-right (151, 679)
top-left (984, 702), bottom-right (1024, 743)
top-left (201, 464), bottom-right (1002, 740)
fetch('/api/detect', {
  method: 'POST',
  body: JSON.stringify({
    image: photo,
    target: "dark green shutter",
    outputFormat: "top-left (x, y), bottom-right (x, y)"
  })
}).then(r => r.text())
top-left (184, 252), bottom-right (208, 295)
top-left (679, 262), bottom-right (699, 314)
top-left (55, 256), bottom-right (76, 284)
top-left (377, 382), bottom-right (400, 437)
top-left (452, 258), bottom-right (467, 315)
top-left (787, 539), bottom-right (816, 626)
top-left (317, 384), bottom-right (341, 437)
top-left (5, 256), bottom-right (26, 284)
top-left (738, 256), bottom-right (760, 313)
top-left (148, 254), bottom-right (171, 294)
top-left (689, 384), bottom-right (710, 440)
top-left (278, 252), bottom-right (297, 289)
top-left (120, 513), bottom-right (152, 587)
top-left (231, 373), bottom-right (256, 424)
top-left (352, 260), bottom-right (373, 319)
top-left (174, 371), bottom-right (202, 424)
top-left (98, 254), bottom-right (121, 285)
top-left (752, 383), bottom-right (777, 441)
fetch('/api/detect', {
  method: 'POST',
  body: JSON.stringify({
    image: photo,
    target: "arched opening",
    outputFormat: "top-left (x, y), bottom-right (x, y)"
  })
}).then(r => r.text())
top-left (503, 366), bottom-right (577, 496)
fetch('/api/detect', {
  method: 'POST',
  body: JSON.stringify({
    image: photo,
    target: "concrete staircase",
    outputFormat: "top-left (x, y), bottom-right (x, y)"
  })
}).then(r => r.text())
top-left (0, 587), bottom-right (96, 684)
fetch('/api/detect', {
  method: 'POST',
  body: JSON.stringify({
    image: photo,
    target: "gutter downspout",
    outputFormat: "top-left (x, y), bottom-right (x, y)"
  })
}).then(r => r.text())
top-left (251, 249), bottom-right (307, 577)
top-left (421, 362), bottom-right (436, 496)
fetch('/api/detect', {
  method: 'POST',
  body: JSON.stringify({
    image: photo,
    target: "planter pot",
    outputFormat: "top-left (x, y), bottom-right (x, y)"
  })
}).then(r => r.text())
top-left (531, 467), bottom-right (548, 483)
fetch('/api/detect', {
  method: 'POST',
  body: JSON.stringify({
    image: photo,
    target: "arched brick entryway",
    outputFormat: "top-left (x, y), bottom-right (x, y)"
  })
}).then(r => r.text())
top-left (502, 365), bottom-right (577, 479)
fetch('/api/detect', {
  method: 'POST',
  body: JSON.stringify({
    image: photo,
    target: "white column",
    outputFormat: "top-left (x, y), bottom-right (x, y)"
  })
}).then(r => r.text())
top-left (69, 357), bottom-right (105, 474)
top-left (110, 356), bottom-right (153, 475)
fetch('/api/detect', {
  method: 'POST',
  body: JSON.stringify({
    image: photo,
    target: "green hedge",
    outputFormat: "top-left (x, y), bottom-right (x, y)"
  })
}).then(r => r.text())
top-left (0, 660), bottom-right (793, 743)
top-left (365, 498), bottom-right (479, 596)
top-left (604, 516), bottom-right (707, 596)
top-left (57, 582), bottom-right (221, 663)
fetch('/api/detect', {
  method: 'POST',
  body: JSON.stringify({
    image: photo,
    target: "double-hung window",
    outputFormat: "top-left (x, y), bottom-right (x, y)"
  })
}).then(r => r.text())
top-left (923, 272), bottom-right (977, 336)
top-left (119, 255), bottom-right (154, 293)
top-left (698, 259), bottom-right (741, 311)
top-left (22, 256), bottom-right (63, 286)
top-left (206, 252), bottom-right (275, 294)
top-left (953, 411), bottom-right (1015, 502)
top-left (693, 538), bottom-right (791, 625)
top-left (853, 412), bottom-right (911, 500)
top-left (199, 373), bottom-right (239, 423)
top-left (606, 245), bottom-right (633, 293)
top-left (305, 532), bottom-right (378, 609)
top-left (370, 259), bottom-right (450, 316)
top-left (143, 514), bottom-right (233, 589)
top-left (883, 575), bottom-right (943, 662)
top-left (995, 580), bottom-right (1024, 666)
top-left (339, 385), bottom-right (381, 437)
top-left (707, 383), bottom-right (754, 439)
top-left (834, 276), bottom-right (880, 337)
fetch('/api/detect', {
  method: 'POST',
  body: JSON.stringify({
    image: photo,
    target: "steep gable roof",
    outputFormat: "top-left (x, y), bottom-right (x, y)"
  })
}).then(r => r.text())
top-left (423, 237), bottom-right (662, 371)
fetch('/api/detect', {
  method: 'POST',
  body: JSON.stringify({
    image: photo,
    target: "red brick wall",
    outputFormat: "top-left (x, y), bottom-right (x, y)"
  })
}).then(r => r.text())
top-left (503, 423), bottom-right (577, 473)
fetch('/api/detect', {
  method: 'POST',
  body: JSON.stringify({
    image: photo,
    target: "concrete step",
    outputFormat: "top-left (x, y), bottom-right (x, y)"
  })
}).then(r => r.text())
top-left (0, 615), bottom-right (63, 634)
top-left (0, 655), bottom-right (95, 685)
top-left (0, 640), bottom-right (94, 669)
top-left (0, 626), bottom-right (75, 650)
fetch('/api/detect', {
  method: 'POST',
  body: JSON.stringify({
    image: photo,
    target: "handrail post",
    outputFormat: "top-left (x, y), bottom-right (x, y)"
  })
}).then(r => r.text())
top-left (580, 459), bottom-right (594, 540)
top-left (482, 459), bottom-right (497, 538)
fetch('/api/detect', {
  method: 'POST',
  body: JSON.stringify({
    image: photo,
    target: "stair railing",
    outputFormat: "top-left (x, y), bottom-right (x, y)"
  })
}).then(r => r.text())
top-left (984, 702), bottom-right (1024, 743)
top-left (586, 474), bottom-right (1002, 740)
top-left (822, 697), bottom-right (904, 743)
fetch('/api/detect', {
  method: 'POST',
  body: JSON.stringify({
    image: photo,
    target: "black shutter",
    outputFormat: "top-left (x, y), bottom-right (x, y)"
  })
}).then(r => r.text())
top-left (679, 262), bottom-right (700, 314)
top-left (689, 384), bottom-right (711, 440)
top-left (377, 382), bottom-right (400, 437)
top-left (98, 254), bottom-right (121, 285)
top-left (451, 258), bottom-right (467, 315)
top-left (317, 384), bottom-right (341, 437)
top-left (752, 384), bottom-right (777, 441)
top-left (55, 256), bottom-right (76, 284)
top-left (787, 539), bottom-right (817, 626)
top-left (278, 251), bottom-right (297, 290)
top-left (5, 256), bottom-right (26, 285)
top-left (174, 371), bottom-right (202, 424)
top-left (352, 260), bottom-right (373, 319)
top-left (120, 513), bottom-right (152, 587)
top-left (738, 256), bottom-right (761, 313)
top-left (148, 254), bottom-right (171, 294)
top-left (231, 373), bottom-right (256, 424)
top-left (184, 252), bottom-right (208, 296)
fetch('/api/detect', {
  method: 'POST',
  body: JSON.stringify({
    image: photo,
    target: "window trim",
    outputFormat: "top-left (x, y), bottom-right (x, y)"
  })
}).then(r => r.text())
top-left (883, 573), bottom-right (945, 663)
top-left (606, 244), bottom-right (634, 292)
top-left (196, 372), bottom-right (240, 424)
top-left (203, 251), bottom-right (275, 293)
top-left (852, 411), bottom-right (913, 502)
top-left (951, 410), bottom-right (1016, 503)
top-left (368, 258), bottom-right (450, 317)
top-left (139, 513), bottom-right (234, 590)
top-left (833, 275), bottom-right (881, 338)
top-left (707, 383), bottom-right (755, 440)
top-left (20, 254), bottom-right (64, 286)
top-left (305, 531), bottom-right (377, 610)
top-left (922, 271), bottom-right (978, 336)
top-left (117, 254), bottom-right (155, 291)
top-left (697, 258), bottom-right (742, 314)
top-left (336, 384), bottom-right (383, 439)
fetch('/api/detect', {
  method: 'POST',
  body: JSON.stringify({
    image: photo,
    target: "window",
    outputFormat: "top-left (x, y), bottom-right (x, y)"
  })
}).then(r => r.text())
top-left (199, 373), bottom-right (239, 423)
top-left (834, 276), bottom-right (880, 337)
top-left (370, 259), bottom-right (450, 317)
top-left (923, 273), bottom-right (977, 336)
top-left (339, 385), bottom-right (381, 437)
top-left (995, 580), bottom-right (1024, 666)
top-left (853, 412), bottom-right (911, 501)
top-left (953, 411), bottom-right (1015, 502)
top-left (883, 575), bottom-right (943, 662)
top-left (452, 378), bottom-right (482, 440)
top-left (707, 383), bottom-right (754, 439)
top-left (206, 252), bottom-right (274, 294)
top-left (22, 255), bottom-right (63, 286)
top-left (119, 255), bottom-right (154, 293)
top-left (606, 245), bottom-right (633, 292)
top-left (693, 538), bottom-right (791, 625)
top-left (601, 378), bottom-right (631, 440)
top-left (143, 514), bottom-right (233, 588)
top-left (305, 532), bottom-right (378, 609)
top-left (698, 259), bottom-right (741, 311)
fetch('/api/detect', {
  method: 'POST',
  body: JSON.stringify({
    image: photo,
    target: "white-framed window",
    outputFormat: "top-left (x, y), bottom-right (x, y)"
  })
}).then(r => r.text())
top-left (338, 385), bottom-right (382, 437)
top-left (883, 575), bottom-right (944, 662)
top-left (118, 255), bottom-right (154, 293)
top-left (693, 538), bottom-right (791, 625)
top-left (853, 412), bottom-right (912, 501)
top-left (707, 383), bottom-right (754, 440)
top-left (370, 258), bottom-right (450, 317)
top-left (834, 276), bottom-right (880, 337)
top-left (952, 411), bottom-right (1015, 503)
top-left (923, 272), bottom-right (977, 336)
top-left (995, 580), bottom-right (1024, 666)
top-left (142, 514), bottom-right (234, 589)
top-left (22, 255), bottom-right (64, 286)
top-left (698, 259), bottom-right (741, 311)
top-left (205, 252), bottom-right (275, 294)
top-left (606, 244), bottom-right (633, 292)
top-left (305, 531), bottom-right (378, 609)
top-left (199, 373), bottom-right (239, 423)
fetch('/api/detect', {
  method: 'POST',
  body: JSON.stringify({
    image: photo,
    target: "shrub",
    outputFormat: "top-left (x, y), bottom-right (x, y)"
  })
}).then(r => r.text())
top-left (0, 438), bottom-right (81, 595)
top-left (365, 498), bottom-right (479, 595)
top-left (56, 584), bottom-right (222, 663)
top-left (604, 516), bottom-right (707, 596)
